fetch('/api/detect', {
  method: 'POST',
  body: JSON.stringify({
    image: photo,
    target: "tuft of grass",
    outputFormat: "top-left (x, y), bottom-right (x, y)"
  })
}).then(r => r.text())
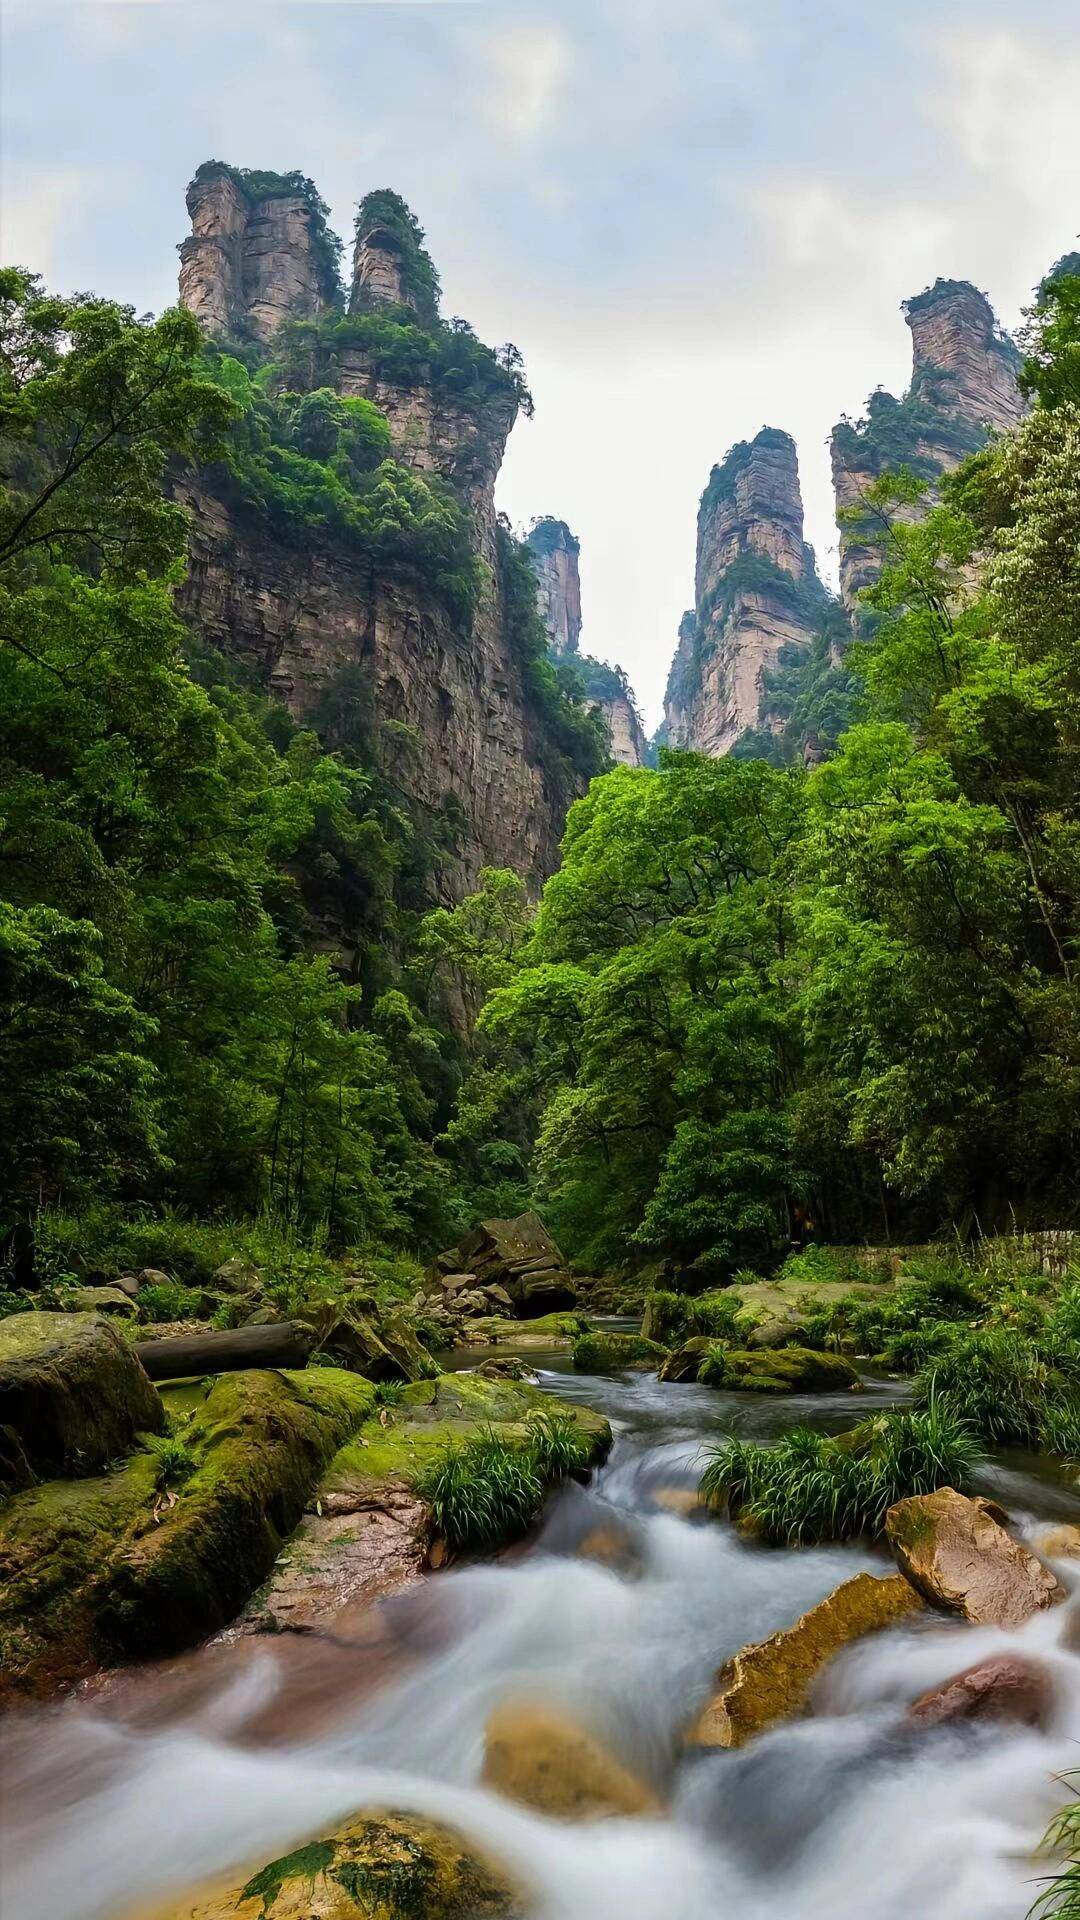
top-left (413, 1409), bottom-right (591, 1553)
top-left (700, 1400), bottom-right (979, 1546)
top-left (916, 1325), bottom-right (1080, 1450)
top-left (141, 1431), bottom-right (198, 1490)
top-left (1030, 1778), bottom-right (1080, 1918)
top-left (137, 1281), bottom-right (205, 1324)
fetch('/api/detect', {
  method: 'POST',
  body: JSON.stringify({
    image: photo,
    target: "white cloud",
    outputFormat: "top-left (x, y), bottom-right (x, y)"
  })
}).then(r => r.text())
top-left (478, 24), bottom-right (572, 142)
top-left (1, 166), bottom-right (91, 281)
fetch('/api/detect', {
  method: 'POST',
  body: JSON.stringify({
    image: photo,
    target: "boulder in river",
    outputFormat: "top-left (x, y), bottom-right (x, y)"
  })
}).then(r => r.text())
top-left (572, 1330), bottom-right (667, 1372)
top-left (0, 1309), bottom-right (164, 1485)
top-left (483, 1699), bottom-right (661, 1818)
top-left (148, 1810), bottom-right (526, 1920)
top-left (688, 1571), bottom-right (924, 1749)
top-left (1035, 1523), bottom-right (1080, 1560)
top-left (886, 1487), bottom-right (1063, 1627)
top-left (659, 1340), bottom-right (859, 1392)
top-left (906, 1653), bottom-right (1053, 1731)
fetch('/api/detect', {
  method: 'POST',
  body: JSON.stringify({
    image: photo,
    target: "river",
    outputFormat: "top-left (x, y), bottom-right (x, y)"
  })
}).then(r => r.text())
top-left (3, 1347), bottom-right (1080, 1920)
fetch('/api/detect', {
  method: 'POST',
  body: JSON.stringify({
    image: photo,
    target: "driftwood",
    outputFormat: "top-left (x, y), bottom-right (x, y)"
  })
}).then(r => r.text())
top-left (134, 1321), bottom-right (314, 1381)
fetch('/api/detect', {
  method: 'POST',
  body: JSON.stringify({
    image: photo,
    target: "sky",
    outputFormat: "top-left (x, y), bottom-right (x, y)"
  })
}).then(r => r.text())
top-left (4, 0), bottom-right (1080, 729)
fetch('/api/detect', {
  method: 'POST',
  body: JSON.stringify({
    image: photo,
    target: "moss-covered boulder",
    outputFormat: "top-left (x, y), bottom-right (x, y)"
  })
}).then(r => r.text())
top-left (0, 1366), bottom-right (373, 1702)
top-left (457, 1311), bottom-right (588, 1349)
top-left (572, 1331), bottom-right (667, 1373)
top-left (688, 1571), bottom-right (924, 1749)
top-left (322, 1371), bottom-right (610, 1494)
top-left (150, 1811), bottom-right (525, 1920)
top-left (657, 1336), bottom-right (714, 1382)
top-left (307, 1306), bottom-right (438, 1384)
top-left (0, 1310), bottom-right (164, 1486)
top-left (659, 1341), bottom-right (859, 1392)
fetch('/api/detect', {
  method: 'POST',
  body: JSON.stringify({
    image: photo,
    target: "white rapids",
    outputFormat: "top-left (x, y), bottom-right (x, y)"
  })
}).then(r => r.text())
top-left (3, 1359), bottom-right (1079, 1920)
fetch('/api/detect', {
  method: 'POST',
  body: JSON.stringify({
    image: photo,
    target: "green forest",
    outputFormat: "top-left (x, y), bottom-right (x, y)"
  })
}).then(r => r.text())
top-left (2, 254), bottom-right (1080, 1299)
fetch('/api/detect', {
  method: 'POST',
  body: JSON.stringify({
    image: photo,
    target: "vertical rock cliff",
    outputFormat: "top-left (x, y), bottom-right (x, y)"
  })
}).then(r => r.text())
top-left (831, 278), bottom-right (1025, 609)
top-left (176, 166), bottom-right (597, 895)
top-left (526, 518), bottom-right (647, 766)
top-left (526, 519), bottom-right (582, 656)
top-left (661, 428), bottom-right (829, 757)
top-left (178, 162), bottom-right (340, 344)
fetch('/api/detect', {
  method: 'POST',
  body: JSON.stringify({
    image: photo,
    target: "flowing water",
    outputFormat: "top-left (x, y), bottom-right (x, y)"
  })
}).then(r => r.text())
top-left (4, 1354), bottom-right (1080, 1920)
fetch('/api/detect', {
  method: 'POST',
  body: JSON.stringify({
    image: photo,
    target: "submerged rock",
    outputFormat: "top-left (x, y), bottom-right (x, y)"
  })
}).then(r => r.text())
top-left (907, 1653), bottom-right (1053, 1731)
top-left (0, 1310), bottom-right (164, 1485)
top-left (886, 1488), bottom-right (1063, 1627)
top-left (151, 1809), bottom-right (525, 1920)
top-left (688, 1572), bottom-right (924, 1749)
top-left (482, 1699), bottom-right (661, 1819)
top-left (1035, 1523), bottom-right (1080, 1561)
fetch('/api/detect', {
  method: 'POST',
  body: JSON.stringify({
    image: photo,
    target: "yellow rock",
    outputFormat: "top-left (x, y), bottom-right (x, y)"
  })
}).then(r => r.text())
top-left (652, 1487), bottom-right (706, 1518)
top-left (688, 1571), bottom-right (924, 1749)
top-left (138, 1810), bottom-right (524, 1920)
top-left (1035, 1524), bottom-right (1080, 1561)
top-left (482, 1699), bottom-right (661, 1820)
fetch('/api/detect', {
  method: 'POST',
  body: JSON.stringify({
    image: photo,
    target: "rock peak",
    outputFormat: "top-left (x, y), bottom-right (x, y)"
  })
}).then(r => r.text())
top-left (178, 160), bottom-right (341, 343)
top-left (527, 518), bottom-right (582, 656)
top-left (663, 427), bottom-right (827, 758)
top-left (350, 190), bottom-right (441, 322)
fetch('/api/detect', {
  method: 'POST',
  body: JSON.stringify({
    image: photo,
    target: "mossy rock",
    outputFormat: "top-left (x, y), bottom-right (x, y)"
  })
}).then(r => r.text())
top-left (572, 1331), bottom-right (667, 1373)
top-left (307, 1307), bottom-right (438, 1384)
top-left (659, 1341), bottom-right (859, 1391)
top-left (0, 1310), bottom-right (164, 1486)
top-left (457, 1311), bottom-right (588, 1349)
top-left (711, 1348), bottom-right (861, 1392)
top-left (150, 1810), bottom-right (525, 1920)
top-left (0, 1366), bottom-right (373, 1702)
top-left (323, 1372), bottom-right (610, 1492)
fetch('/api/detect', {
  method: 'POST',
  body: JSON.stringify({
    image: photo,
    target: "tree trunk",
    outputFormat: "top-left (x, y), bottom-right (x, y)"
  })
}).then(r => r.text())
top-left (134, 1322), bottom-right (314, 1381)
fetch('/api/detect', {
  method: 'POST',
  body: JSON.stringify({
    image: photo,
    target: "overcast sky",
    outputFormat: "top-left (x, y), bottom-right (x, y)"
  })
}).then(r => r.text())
top-left (4, 0), bottom-right (1080, 727)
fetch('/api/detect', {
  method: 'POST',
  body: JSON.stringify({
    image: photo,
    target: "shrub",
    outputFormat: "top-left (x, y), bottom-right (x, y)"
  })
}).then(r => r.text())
top-left (641, 1287), bottom-right (754, 1348)
top-left (137, 1281), bottom-right (204, 1323)
top-left (700, 1401), bottom-right (979, 1545)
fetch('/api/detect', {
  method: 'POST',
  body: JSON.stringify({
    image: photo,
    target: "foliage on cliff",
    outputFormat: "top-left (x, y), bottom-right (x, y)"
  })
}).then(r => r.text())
top-left (0, 271), bottom-right (468, 1243)
top-left (442, 262), bottom-right (1080, 1271)
top-left (204, 350), bottom-right (484, 624)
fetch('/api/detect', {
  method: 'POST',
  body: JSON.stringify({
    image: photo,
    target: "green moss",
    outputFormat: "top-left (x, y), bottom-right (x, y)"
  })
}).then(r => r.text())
top-left (242, 1841), bottom-right (338, 1913)
top-left (571, 1331), bottom-right (666, 1372)
top-left (0, 1366), bottom-right (375, 1699)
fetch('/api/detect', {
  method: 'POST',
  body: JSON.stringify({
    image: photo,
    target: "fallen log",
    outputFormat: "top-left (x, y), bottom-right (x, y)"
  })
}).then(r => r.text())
top-left (133, 1321), bottom-right (314, 1381)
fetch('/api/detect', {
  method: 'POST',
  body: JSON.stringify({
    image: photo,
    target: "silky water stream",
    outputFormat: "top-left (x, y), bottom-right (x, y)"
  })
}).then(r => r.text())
top-left (4, 1356), bottom-right (1080, 1920)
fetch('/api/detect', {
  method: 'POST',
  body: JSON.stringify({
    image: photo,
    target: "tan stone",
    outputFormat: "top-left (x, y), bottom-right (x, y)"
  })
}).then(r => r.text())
top-left (482, 1700), bottom-right (661, 1820)
top-left (886, 1488), bottom-right (1063, 1628)
top-left (652, 1486), bottom-right (707, 1517)
top-left (687, 1572), bottom-right (924, 1750)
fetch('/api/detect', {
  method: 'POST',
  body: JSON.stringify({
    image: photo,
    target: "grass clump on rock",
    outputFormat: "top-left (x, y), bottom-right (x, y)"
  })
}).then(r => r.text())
top-left (700, 1401), bottom-right (980, 1546)
top-left (414, 1408), bottom-right (592, 1553)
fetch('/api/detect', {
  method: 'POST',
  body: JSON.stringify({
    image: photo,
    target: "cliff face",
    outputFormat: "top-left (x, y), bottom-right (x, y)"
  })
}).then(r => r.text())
top-left (661, 428), bottom-right (828, 757)
top-left (526, 519), bottom-right (582, 656)
top-left (178, 164), bottom-right (338, 344)
top-left (526, 518), bottom-right (646, 767)
top-left (176, 165), bottom-right (583, 894)
top-left (831, 278), bottom-right (1025, 609)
